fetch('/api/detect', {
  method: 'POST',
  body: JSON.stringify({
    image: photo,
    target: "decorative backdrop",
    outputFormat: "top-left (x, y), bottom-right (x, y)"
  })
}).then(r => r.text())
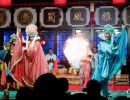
top-left (0, 6), bottom-right (128, 28)
top-left (40, 7), bottom-right (63, 28)
top-left (66, 6), bottom-right (90, 27)
top-left (14, 7), bottom-right (37, 27)
top-left (122, 7), bottom-right (130, 25)
top-left (95, 6), bottom-right (119, 25)
top-left (0, 8), bottom-right (11, 28)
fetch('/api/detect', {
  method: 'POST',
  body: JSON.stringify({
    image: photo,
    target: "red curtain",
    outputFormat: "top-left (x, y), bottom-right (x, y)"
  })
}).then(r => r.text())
top-left (54, 0), bottom-right (66, 6)
top-left (0, 0), bottom-right (11, 7)
top-left (113, 0), bottom-right (125, 5)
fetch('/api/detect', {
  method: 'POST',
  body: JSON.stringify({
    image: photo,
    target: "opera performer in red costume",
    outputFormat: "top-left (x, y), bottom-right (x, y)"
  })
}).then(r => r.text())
top-left (10, 24), bottom-right (49, 87)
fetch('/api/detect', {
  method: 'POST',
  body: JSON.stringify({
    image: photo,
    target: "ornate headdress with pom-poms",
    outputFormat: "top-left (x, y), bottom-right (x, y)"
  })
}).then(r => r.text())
top-left (10, 33), bottom-right (17, 44)
top-left (25, 24), bottom-right (39, 49)
top-left (103, 24), bottom-right (114, 35)
top-left (98, 24), bottom-right (114, 40)
top-left (25, 24), bottom-right (38, 36)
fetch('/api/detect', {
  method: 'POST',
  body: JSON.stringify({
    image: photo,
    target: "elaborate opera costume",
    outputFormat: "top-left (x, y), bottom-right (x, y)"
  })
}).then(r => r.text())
top-left (10, 24), bottom-right (49, 87)
top-left (79, 50), bottom-right (93, 89)
top-left (92, 24), bottom-right (128, 97)
top-left (91, 47), bottom-right (98, 77)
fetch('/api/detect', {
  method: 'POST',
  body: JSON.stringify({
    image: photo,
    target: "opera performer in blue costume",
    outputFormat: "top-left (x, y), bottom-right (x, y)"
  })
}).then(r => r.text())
top-left (92, 24), bottom-right (128, 97)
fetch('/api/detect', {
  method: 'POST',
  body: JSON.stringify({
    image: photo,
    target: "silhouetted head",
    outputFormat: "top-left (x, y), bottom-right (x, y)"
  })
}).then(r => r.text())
top-left (33, 73), bottom-right (57, 98)
top-left (86, 80), bottom-right (101, 95)
top-left (57, 78), bottom-right (69, 94)
top-left (16, 87), bottom-right (32, 100)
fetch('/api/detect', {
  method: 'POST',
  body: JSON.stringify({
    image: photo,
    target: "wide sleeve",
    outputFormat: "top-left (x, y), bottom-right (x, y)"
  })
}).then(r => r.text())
top-left (109, 28), bottom-right (128, 78)
top-left (11, 37), bottom-right (23, 69)
top-left (24, 41), bottom-right (40, 59)
top-left (117, 28), bottom-right (128, 64)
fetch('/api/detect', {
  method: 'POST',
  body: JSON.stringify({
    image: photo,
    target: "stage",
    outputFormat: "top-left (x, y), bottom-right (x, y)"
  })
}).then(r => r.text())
top-left (0, 68), bottom-right (130, 100)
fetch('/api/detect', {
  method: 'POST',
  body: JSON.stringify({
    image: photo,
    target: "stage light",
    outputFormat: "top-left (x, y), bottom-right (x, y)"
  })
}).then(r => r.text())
top-left (113, 0), bottom-right (125, 5)
top-left (54, 0), bottom-right (66, 6)
top-left (0, 0), bottom-right (11, 7)
top-left (76, 30), bottom-right (82, 34)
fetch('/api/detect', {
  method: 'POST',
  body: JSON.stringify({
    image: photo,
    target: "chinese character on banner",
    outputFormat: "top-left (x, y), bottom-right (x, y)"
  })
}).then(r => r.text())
top-left (40, 7), bottom-right (63, 28)
top-left (102, 12), bottom-right (112, 21)
top-left (48, 12), bottom-right (56, 23)
top-left (66, 6), bottom-right (90, 27)
top-left (95, 6), bottom-right (118, 26)
top-left (122, 7), bottom-right (130, 25)
top-left (73, 12), bottom-right (84, 21)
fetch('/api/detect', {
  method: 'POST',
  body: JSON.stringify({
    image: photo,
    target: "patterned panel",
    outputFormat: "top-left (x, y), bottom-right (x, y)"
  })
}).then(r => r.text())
top-left (40, 7), bottom-right (63, 28)
top-left (122, 7), bottom-right (130, 25)
top-left (66, 6), bottom-right (90, 27)
top-left (95, 6), bottom-right (118, 25)
top-left (14, 7), bottom-right (37, 27)
top-left (0, 8), bottom-right (11, 28)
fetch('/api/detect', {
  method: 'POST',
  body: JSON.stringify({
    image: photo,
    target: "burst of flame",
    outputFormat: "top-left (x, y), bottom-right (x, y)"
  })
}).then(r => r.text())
top-left (63, 35), bottom-right (90, 69)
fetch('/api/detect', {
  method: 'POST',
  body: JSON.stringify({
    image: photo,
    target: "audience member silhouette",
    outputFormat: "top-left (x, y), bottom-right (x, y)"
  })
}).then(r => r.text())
top-left (33, 73), bottom-right (57, 99)
top-left (69, 93), bottom-right (86, 100)
top-left (14, 74), bottom-right (118, 100)
top-left (57, 78), bottom-right (70, 99)
top-left (15, 87), bottom-right (32, 100)
top-left (85, 80), bottom-right (108, 100)
top-left (114, 96), bottom-right (129, 100)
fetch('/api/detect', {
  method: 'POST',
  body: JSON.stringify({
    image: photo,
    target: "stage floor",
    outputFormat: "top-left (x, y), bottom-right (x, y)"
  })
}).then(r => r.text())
top-left (0, 89), bottom-right (130, 100)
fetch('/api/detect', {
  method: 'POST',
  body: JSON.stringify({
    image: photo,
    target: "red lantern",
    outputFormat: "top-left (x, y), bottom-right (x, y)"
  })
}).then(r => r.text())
top-left (54, 0), bottom-right (66, 6)
top-left (113, 0), bottom-right (126, 5)
top-left (0, 0), bottom-right (11, 7)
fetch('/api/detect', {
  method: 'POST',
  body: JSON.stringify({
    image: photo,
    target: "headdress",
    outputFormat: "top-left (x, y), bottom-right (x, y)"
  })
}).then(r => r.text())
top-left (98, 24), bottom-right (114, 40)
top-left (103, 24), bottom-right (114, 35)
top-left (25, 24), bottom-right (39, 49)
top-left (10, 33), bottom-right (17, 43)
top-left (25, 24), bottom-right (38, 35)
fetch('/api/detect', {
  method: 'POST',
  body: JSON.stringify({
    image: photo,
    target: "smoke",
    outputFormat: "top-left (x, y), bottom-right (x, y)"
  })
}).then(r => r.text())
top-left (63, 34), bottom-right (89, 69)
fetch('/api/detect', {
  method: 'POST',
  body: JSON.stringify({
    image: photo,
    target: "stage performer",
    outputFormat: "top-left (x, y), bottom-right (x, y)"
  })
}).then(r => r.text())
top-left (91, 47), bottom-right (98, 77)
top-left (0, 42), bottom-right (12, 89)
top-left (79, 43), bottom-right (93, 89)
top-left (92, 24), bottom-right (128, 97)
top-left (10, 24), bottom-right (49, 87)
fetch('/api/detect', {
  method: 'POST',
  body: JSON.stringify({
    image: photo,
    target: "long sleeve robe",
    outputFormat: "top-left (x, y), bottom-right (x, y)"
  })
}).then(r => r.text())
top-left (92, 28), bottom-right (128, 82)
top-left (10, 37), bottom-right (49, 87)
